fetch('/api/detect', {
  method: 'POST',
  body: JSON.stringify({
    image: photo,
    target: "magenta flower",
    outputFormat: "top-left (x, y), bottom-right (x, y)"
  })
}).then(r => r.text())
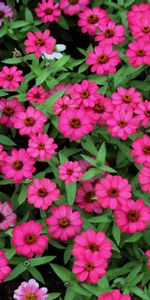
top-left (0, 201), bottom-right (16, 230)
top-left (35, 0), bottom-right (61, 23)
top-left (58, 108), bottom-right (93, 141)
top-left (59, 161), bottom-right (83, 184)
top-left (0, 250), bottom-right (11, 283)
top-left (98, 289), bottom-right (131, 300)
top-left (0, 66), bottom-right (24, 91)
top-left (78, 6), bottom-right (109, 35)
top-left (130, 135), bottom-right (150, 164)
top-left (126, 39), bottom-right (150, 68)
top-left (11, 220), bottom-right (48, 258)
top-left (114, 199), bottom-right (150, 234)
top-left (146, 250), bottom-right (150, 270)
top-left (134, 100), bottom-right (150, 127)
top-left (72, 249), bottom-right (107, 283)
top-left (0, 144), bottom-right (7, 170)
top-left (72, 229), bottom-right (112, 260)
top-left (27, 178), bottom-right (60, 210)
top-left (53, 95), bottom-right (77, 115)
top-left (27, 133), bottom-right (58, 161)
top-left (0, 2), bottom-right (14, 27)
top-left (46, 204), bottom-right (83, 241)
top-left (130, 15), bottom-right (150, 40)
top-left (0, 97), bottom-right (25, 128)
top-left (1, 148), bottom-right (36, 184)
top-left (86, 44), bottom-right (120, 75)
top-left (13, 278), bottom-right (48, 300)
top-left (60, 0), bottom-right (90, 16)
top-left (95, 21), bottom-right (125, 45)
top-left (71, 80), bottom-right (98, 107)
top-left (111, 87), bottom-right (142, 109)
top-left (95, 174), bottom-right (132, 210)
top-left (138, 163), bottom-right (150, 193)
top-left (88, 94), bottom-right (114, 125)
top-left (24, 29), bottom-right (56, 58)
top-left (106, 105), bottom-right (138, 140)
top-left (13, 106), bottom-right (47, 136)
top-left (26, 85), bottom-right (48, 105)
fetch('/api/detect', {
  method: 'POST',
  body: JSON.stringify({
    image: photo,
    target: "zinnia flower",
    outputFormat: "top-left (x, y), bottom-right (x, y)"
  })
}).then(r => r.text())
top-left (71, 80), bottom-right (98, 107)
top-left (0, 66), bottom-right (24, 91)
top-left (0, 97), bottom-right (25, 128)
top-left (0, 201), bottom-right (16, 230)
top-left (59, 161), bottom-right (83, 184)
top-left (13, 278), bottom-right (48, 300)
top-left (138, 163), bottom-right (150, 193)
top-left (95, 21), bottom-right (125, 45)
top-left (0, 144), bottom-right (7, 170)
top-left (130, 135), bottom-right (150, 164)
top-left (35, 0), bottom-right (61, 23)
top-left (11, 220), bottom-right (49, 258)
top-left (46, 204), bottom-right (83, 241)
top-left (60, 0), bottom-right (90, 16)
top-left (0, 2), bottom-right (14, 27)
top-left (53, 95), bottom-right (77, 115)
top-left (98, 289), bottom-right (131, 300)
top-left (0, 250), bottom-right (11, 283)
top-left (134, 100), bottom-right (150, 127)
top-left (126, 39), bottom-right (150, 68)
top-left (26, 85), bottom-right (48, 105)
top-left (111, 87), bottom-right (142, 109)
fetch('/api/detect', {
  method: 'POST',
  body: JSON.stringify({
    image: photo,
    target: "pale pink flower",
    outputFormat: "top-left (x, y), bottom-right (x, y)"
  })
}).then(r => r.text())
top-left (71, 80), bottom-right (98, 107)
top-left (27, 133), bottom-right (57, 161)
top-left (114, 199), bottom-right (150, 234)
top-left (27, 178), bottom-right (60, 210)
top-left (130, 135), bottom-right (150, 164)
top-left (0, 201), bottom-right (16, 230)
top-left (145, 250), bottom-right (150, 270)
top-left (0, 250), bottom-right (11, 283)
top-left (26, 86), bottom-right (48, 104)
top-left (138, 163), bottom-right (150, 193)
top-left (53, 95), bottom-right (77, 115)
top-left (13, 278), bottom-right (48, 300)
top-left (1, 148), bottom-right (36, 184)
top-left (46, 204), bottom-right (83, 241)
top-left (0, 97), bottom-right (25, 128)
top-left (11, 220), bottom-right (49, 258)
top-left (134, 100), bottom-right (150, 127)
top-left (72, 229), bottom-right (112, 260)
top-left (0, 66), bottom-right (24, 91)
top-left (72, 249), bottom-right (107, 283)
top-left (60, 0), bottom-right (90, 16)
top-left (95, 21), bottom-right (125, 45)
top-left (98, 289), bottom-right (131, 300)
top-left (78, 6), bottom-right (110, 35)
top-left (59, 161), bottom-right (83, 184)
top-left (111, 87), bottom-right (142, 109)
top-left (95, 174), bottom-right (132, 210)
top-left (14, 106), bottom-right (47, 136)
top-left (126, 39), bottom-right (150, 68)
top-left (35, 0), bottom-right (61, 23)
top-left (58, 108), bottom-right (93, 141)
top-left (86, 44), bottom-right (120, 75)
top-left (24, 29), bottom-right (56, 58)
top-left (0, 2), bottom-right (14, 27)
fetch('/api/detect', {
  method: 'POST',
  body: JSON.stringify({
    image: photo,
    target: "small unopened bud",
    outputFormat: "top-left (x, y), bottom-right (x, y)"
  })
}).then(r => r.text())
top-left (12, 48), bottom-right (22, 58)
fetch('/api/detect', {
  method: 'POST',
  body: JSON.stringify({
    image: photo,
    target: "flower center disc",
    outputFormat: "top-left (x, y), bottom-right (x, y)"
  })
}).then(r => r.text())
top-left (143, 145), bottom-right (150, 155)
top-left (136, 49), bottom-right (145, 57)
top-left (12, 160), bottom-right (23, 170)
top-left (108, 188), bottom-right (119, 197)
top-left (45, 8), bottom-right (52, 15)
top-left (97, 54), bottom-right (108, 64)
top-left (118, 120), bottom-right (127, 128)
top-left (6, 74), bottom-right (13, 80)
top-left (37, 143), bottom-right (45, 150)
top-left (85, 262), bottom-right (94, 271)
top-left (122, 94), bottom-right (131, 103)
top-left (38, 188), bottom-right (48, 197)
top-left (3, 106), bottom-right (14, 116)
top-left (0, 10), bottom-right (4, 18)
top-left (142, 26), bottom-right (150, 33)
top-left (86, 242), bottom-right (99, 252)
top-left (81, 90), bottom-right (90, 98)
top-left (145, 110), bottom-right (150, 117)
top-left (68, 0), bottom-right (78, 4)
top-left (85, 191), bottom-right (95, 202)
top-left (58, 217), bottom-right (70, 228)
top-left (94, 103), bottom-right (105, 113)
top-left (24, 117), bottom-right (35, 126)
top-left (25, 292), bottom-right (37, 300)
top-left (34, 93), bottom-right (41, 99)
top-left (25, 233), bottom-right (37, 245)
top-left (69, 118), bottom-right (81, 128)
top-left (127, 210), bottom-right (140, 222)
top-left (35, 37), bottom-right (45, 46)
top-left (105, 29), bottom-right (114, 38)
top-left (87, 14), bottom-right (99, 24)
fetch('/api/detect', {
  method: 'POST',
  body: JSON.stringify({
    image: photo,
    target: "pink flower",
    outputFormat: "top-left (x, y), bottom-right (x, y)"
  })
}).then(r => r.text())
top-left (130, 135), bottom-right (150, 164)
top-left (75, 181), bottom-right (103, 214)
top-left (114, 199), bottom-right (150, 234)
top-left (88, 94), bottom-right (114, 125)
top-left (60, 0), bottom-right (90, 16)
top-left (0, 144), bottom-right (7, 169)
top-left (71, 80), bottom-right (98, 107)
top-left (95, 21), bottom-right (125, 45)
top-left (13, 106), bottom-right (47, 136)
top-left (1, 148), bottom-right (36, 184)
top-left (72, 229), bottom-right (112, 260)
top-left (145, 250), bottom-right (150, 270)
top-left (53, 95), bottom-right (77, 115)
top-left (0, 2), bottom-right (14, 27)
top-left (86, 44), bottom-right (120, 75)
top-left (127, 3), bottom-right (150, 29)
top-left (98, 289), bottom-right (131, 300)
top-left (11, 220), bottom-right (48, 258)
top-left (72, 249), bottom-right (107, 283)
top-left (0, 97), bottom-right (25, 128)
top-left (134, 100), bottom-right (150, 127)
top-left (35, 0), bottom-right (61, 23)
top-left (130, 14), bottom-right (150, 40)
top-left (46, 204), bottom-right (83, 241)
top-left (24, 29), bottom-right (56, 58)
top-left (126, 39), bottom-right (150, 68)
top-left (13, 278), bottom-right (48, 300)
top-left (0, 66), bottom-right (24, 91)
top-left (27, 178), bottom-right (60, 210)
top-left (107, 105), bottom-right (138, 140)
top-left (138, 163), bottom-right (150, 193)
top-left (59, 161), bottom-right (83, 184)
top-left (27, 133), bottom-right (58, 161)
top-left (78, 6), bottom-right (109, 35)
top-left (58, 108), bottom-right (93, 141)
top-left (0, 250), bottom-right (11, 283)
top-left (95, 174), bottom-right (132, 210)
top-left (0, 201), bottom-right (16, 230)
top-left (111, 87), bottom-right (142, 109)
top-left (26, 86), bottom-right (48, 105)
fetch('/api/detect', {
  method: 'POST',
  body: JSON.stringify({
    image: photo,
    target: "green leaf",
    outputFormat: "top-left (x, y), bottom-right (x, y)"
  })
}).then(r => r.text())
top-left (28, 266), bottom-right (45, 284)
top-left (97, 142), bottom-right (106, 164)
top-left (116, 140), bottom-right (132, 162)
top-left (50, 264), bottom-right (73, 282)
top-left (2, 57), bottom-right (22, 64)
top-left (66, 182), bottom-right (77, 205)
top-left (42, 89), bottom-right (64, 110)
top-left (81, 135), bottom-right (97, 155)
top-left (81, 154), bottom-right (97, 166)
top-left (81, 168), bottom-right (99, 181)
top-left (58, 15), bottom-right (69, 29)
top-left (47, 293), bottom-right (61, 300)
top-left (36, 69), bottom-right (51, 85)
top-left (112, 223), bottom-right (121, 246)
top-left (99, 165), bottom-right (116, 173)
top-left (29, 256), bottom-right (55, 267)
top-left (4, 263), bottom-right (26, 281)
top-left (18, 184), bottom-right (27, 205)
top-left (11, 20), bottom-right (29, 28)
top-left (25, 8), bottom-right (33, 22)
top-left (88, 214), bottom-right (111, 223)
top-left (0, 134), bottom-right (16, 146)
top-left (124, 232), bottom-right (143, 244)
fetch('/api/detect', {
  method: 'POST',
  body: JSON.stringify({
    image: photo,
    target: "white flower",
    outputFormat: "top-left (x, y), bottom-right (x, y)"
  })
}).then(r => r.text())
top-left (42, 44), bottom-right (66, 60)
